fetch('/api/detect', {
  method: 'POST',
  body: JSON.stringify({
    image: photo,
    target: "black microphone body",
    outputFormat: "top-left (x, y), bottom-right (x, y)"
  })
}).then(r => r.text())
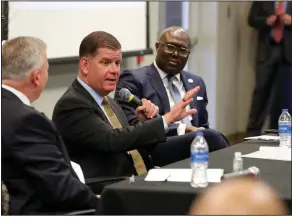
top-left (222, 166), bottom-right (260, 180)
top-left (119, 88), bottom-right (142, 106)
top-left (130, 96), bottom-right (142, 106)
top-left (119, 88), bottom-right (160, 118)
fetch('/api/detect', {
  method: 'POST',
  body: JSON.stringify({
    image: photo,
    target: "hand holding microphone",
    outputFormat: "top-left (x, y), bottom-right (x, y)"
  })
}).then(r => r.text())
top-left (136, 99), bottom-right (159, 121)
top-left (119, 88), bottom-right (159, 121)
top-left (119, 86), bottom-right (200, 125)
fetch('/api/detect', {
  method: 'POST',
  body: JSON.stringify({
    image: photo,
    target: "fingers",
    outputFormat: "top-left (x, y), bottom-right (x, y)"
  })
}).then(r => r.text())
top-left (149, 106), bottom-right (159, 118)
top-left (136, 105), bottom-right (145, 113)
top-left (184, 86), bottom-right (200, 101)
top-left (181, 109), bottom-right (197, 120)
top-left (141, 98), bottom-right (158, 119)
top-left (181, 98), bottom-right (193, 108)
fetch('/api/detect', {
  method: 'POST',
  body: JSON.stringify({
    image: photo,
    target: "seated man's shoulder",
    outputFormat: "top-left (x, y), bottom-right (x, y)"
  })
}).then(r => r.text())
top-left (121, 65), bottom-right (151, 79)
top-left (55, 86), bottom-right (90, 109)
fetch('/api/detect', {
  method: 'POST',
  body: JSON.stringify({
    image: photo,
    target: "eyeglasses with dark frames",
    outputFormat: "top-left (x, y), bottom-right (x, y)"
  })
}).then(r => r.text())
top-left (159, 42), bottom-right (190, 57)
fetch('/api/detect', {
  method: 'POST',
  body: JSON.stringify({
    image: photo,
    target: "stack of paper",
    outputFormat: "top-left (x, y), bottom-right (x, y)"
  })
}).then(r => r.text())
top-left (145, 168), bottom-right (224, 183)
top-left (244, 135), bottom-right (279, 141)
top-left (242, 146), bottom-right (291, 161)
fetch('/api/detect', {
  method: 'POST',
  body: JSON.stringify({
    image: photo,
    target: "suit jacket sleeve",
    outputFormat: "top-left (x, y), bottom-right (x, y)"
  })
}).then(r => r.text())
top-left (53, 96), bottom-right (167, 154)
top-left (12, 113), bottom-right (98, 210)
top-left (248, 2), bottom-right (271, 31)
top-left (199, 78), bottom-right (209, 128)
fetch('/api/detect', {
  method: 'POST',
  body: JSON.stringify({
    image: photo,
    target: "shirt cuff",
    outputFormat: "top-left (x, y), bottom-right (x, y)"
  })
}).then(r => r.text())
top-left (177, 123), bottom-right (186, 135)
top-left (162, 116), bottom-right (169, 133)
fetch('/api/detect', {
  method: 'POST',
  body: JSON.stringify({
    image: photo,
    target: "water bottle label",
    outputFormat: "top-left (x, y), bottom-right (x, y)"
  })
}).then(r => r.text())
top-left (279, 124), bottom-right (291, 134)
top-left (191, 151), bottom-right (209, 163)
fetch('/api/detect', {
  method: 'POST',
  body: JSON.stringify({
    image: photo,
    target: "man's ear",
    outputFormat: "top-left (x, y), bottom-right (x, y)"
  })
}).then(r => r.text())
top-left (80, 57), bottom-right (89, 75)
top-left (155, 42), bottom-right (160, 51)
top-left (30, 70), bottom-right (41, 87)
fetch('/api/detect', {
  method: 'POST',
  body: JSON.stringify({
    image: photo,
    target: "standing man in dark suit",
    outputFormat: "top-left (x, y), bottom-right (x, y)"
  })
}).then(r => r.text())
top-left (52, 31), bottom-right (201, 178)
top-left (247, 1), bottom-right (292, 136)
top-left (1, 37), bottom-right (98, 214)
top-left (115, 26), bottom-right (229, 165)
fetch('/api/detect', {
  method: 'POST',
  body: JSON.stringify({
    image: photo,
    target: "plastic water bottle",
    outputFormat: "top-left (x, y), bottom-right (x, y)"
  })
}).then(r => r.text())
top-left (191, 132), bottom-right (209, 188)
top-left (278, 109), bottom-right (291, 148)
top-left (233, 152), bottom-right (243, 172)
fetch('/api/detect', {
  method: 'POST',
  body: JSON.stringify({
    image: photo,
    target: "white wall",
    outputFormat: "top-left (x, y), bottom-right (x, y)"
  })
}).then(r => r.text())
top-left (32, 2), bottom-right (159, 119)
top-left (187, 2), bottom-right (256, 135)
top-left (33, 1), bottom-right (256, 137)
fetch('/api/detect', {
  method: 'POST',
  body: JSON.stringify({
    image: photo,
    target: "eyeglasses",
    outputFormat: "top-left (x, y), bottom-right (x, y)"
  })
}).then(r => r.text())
top-left (159, 43), bottom-right (190, 57)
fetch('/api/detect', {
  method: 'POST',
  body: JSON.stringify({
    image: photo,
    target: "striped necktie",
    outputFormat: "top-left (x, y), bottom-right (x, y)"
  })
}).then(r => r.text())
top-left (102, 96), bottom-right (148, 175)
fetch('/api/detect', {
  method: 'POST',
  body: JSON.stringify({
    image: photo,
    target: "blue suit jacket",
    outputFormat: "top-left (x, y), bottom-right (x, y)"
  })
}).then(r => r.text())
top-left (115, 64), bottom-right (209, 128)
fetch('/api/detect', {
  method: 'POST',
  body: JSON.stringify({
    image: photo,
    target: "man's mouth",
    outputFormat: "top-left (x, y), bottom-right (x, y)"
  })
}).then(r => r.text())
top-left (168, 59), bottom-right (179, 65)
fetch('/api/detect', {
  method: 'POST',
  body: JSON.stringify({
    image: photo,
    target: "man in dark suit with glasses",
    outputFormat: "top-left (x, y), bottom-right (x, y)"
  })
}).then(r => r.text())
top-left (115, 26), bottom-right (229, 167)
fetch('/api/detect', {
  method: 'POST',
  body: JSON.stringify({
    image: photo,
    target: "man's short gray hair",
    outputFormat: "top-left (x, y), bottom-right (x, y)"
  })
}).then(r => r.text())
top-left (2, 36), bottom-right (47, 80)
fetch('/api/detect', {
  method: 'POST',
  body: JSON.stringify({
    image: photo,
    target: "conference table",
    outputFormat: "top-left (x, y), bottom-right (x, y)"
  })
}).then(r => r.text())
top-left (97, 140), bottom-right (292, 215)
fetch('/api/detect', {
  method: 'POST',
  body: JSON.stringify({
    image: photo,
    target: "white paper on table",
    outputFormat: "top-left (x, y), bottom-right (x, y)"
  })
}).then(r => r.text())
top-left (145, 168), bottom-right (224, 183)
top-left (244, 135), bottom-right (279, 141)
top-left (242, 146), bottom-right (291, 161)
top-left (71, 161), bottom-right (85, 183)
top-left (144, 168), bottom-right (171, 181)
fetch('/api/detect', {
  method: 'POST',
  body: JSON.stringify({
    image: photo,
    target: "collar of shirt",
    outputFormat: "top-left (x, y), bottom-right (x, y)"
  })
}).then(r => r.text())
top-left (77, 77), bottom-right (104, 106)
top-left (153, 60), bottom-right (181, 84)
top-left (2, 84), bottom-right (31, 106)
top-left (275, 0), bottom-right (288, 11)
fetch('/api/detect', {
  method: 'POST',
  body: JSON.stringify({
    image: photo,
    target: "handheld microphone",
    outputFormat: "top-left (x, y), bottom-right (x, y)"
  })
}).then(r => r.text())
top-left (221, 166), bottom-right (260, 180)
top-left (119, 88), bottom-right (142, 106)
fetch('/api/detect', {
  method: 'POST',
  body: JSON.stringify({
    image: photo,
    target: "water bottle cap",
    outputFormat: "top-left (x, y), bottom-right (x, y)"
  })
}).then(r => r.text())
top-left (235, 152), bottom-right (242, 158)
top-left (196, 132), bottom-right (203, 137)
top-left (282, 109), bottom-right (288, 112)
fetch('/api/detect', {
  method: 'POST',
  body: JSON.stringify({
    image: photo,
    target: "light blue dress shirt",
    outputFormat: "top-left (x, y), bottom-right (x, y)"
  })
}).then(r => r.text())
top-left (77, 77), bottom-right (169, 131)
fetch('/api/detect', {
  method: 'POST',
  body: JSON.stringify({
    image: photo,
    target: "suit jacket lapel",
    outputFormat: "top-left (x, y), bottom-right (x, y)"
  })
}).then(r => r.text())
top-left (180, 72), bottom-right (198, 123)
top-left (72, 79), bottom-right (112, 126)
top-left (287, 1), bottom-right (292, 14)
top-left (146, 64), bottom-right (171, 113)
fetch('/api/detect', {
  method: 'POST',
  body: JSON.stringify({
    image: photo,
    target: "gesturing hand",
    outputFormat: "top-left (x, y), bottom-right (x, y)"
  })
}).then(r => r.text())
top-left (163, 86), bottom-right (200, 125)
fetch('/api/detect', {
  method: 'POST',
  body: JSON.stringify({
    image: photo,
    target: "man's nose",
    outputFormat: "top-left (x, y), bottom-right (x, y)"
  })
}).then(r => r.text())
top-left (171, 49), bottom-right (179, 57)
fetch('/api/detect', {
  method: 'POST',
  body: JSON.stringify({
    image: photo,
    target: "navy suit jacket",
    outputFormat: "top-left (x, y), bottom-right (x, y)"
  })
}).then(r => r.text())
top-left (115, 64), bottom-right (209, 128)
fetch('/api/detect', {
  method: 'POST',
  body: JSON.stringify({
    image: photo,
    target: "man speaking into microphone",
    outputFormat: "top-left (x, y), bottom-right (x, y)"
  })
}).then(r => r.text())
top-left (52, 31), bottom-right (201, 179)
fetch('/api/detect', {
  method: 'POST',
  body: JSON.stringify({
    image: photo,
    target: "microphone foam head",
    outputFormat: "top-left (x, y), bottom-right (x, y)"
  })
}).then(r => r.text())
top-left (119, 88), bottom-right (131, 100)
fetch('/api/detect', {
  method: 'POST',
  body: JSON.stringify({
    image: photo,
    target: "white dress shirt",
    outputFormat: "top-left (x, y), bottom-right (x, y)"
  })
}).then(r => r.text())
top-left (153, 61), bottom-right (192, 122)
top-left (153, 61), bottom-right (196, 135)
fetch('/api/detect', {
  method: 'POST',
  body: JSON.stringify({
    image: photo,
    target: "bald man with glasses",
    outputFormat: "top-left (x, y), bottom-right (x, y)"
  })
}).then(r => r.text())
top-left (115, 26), bottom-right (229, 167)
